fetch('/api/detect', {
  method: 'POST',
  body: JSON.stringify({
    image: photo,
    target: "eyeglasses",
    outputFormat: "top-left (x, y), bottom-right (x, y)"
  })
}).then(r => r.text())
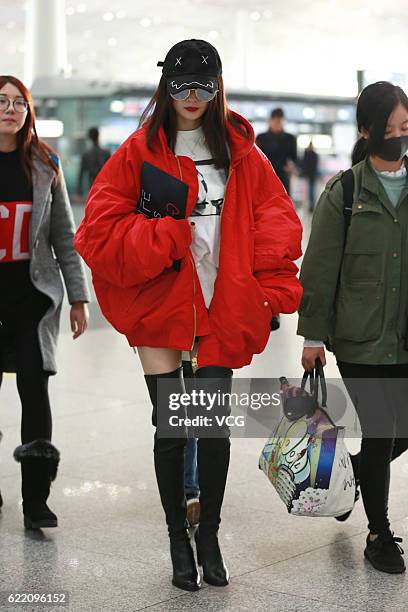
top-left (0, 96), bottom-right (29, 113)
top-left (169, 88), bottom-right (218, 102)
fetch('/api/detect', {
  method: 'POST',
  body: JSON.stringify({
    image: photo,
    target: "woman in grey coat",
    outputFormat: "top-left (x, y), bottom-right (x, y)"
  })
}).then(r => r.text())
top-left (0, 75), bottom-right (90, 529)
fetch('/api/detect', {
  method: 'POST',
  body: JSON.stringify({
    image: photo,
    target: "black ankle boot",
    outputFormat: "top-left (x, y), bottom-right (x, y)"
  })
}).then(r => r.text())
top-left (170, 533), bottom-right (201, 591)
top-left (14, 439), bottom-right (60, 529)
top-left (195, 530), bottom-right (229, 586)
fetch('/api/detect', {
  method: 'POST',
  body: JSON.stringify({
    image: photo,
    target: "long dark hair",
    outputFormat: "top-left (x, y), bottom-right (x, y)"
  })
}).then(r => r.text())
top-left (0, 75), bottom-right (58, 182)
top-left (139, 75), bottom-right (249, 171)
top-left (352, 81), bottom-right (408, 165)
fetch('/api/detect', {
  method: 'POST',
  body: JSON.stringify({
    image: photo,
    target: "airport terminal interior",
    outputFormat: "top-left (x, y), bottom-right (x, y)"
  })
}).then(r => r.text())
top-left (1, 1), bottom-right (408, 611)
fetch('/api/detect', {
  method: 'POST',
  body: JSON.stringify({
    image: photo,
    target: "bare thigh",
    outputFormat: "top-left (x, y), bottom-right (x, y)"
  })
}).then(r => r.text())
top-left (137, 347), bottom-right (182, 375)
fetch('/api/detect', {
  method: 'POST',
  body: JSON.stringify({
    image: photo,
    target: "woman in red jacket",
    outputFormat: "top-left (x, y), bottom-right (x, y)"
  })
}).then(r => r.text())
top-left (75, 39), bottom-right (302, 592)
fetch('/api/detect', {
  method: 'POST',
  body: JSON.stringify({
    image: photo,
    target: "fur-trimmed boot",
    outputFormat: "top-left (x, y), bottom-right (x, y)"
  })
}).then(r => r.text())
top-left (14, 439), bottom-right (60, 529)
top-left (0, 431), bottom-right (3, 509)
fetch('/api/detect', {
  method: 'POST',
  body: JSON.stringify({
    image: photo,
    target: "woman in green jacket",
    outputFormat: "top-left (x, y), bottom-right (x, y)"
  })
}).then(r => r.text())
top-left (298, 81), bottom-right (408, 575)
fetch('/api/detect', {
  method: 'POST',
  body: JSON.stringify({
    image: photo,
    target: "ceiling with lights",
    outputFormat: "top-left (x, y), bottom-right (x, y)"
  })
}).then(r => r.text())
top-left (2, 0), bottom-right (408, 97)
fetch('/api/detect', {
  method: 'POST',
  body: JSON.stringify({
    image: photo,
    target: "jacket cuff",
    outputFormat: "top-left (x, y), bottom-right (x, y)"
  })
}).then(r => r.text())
top-left (297, 316), bottom-right (330, 341)
top-left (67, 286), bottom-right (91, 305)
top-left (303, 339), bottom-right (325, 348)
top-left (164, 217), bottom-right (192, 260)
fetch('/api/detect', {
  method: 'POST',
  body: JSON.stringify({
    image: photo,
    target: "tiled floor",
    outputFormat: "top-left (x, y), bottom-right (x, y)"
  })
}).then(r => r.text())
top-left (0, 206), bottom-right (407, 611)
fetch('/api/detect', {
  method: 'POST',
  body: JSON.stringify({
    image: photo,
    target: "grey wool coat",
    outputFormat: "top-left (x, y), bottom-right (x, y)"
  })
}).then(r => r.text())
top-left (1, 152), bottom-right (90, 374)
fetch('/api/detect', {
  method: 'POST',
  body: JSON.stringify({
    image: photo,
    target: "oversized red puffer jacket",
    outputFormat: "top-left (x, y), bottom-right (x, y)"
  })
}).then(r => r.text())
top-left (74, 111), bottom-right (303, 369)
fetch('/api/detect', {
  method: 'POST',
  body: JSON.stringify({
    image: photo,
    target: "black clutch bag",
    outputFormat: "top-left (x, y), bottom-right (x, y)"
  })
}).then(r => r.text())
top-left (137, 161), bottom-right (189, 271)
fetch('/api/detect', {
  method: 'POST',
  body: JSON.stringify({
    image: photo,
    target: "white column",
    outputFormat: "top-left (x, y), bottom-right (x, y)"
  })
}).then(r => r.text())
top-left (235, 8), bottom-right (250, 91)
top-left (24, 0), bottom-right (67, 86)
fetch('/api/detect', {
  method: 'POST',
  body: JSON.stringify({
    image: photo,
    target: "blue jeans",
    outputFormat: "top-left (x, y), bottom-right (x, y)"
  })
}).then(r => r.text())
top-left (184, 437), bottom-right (199, 499)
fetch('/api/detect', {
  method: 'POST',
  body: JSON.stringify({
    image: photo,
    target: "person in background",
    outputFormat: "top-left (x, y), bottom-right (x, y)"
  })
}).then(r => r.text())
top-left (298, 81), bottom-right (408, 575)
top-left (182, 360), bottom-right (200, 528)
top-left (256, 108), bottom-right (298, 332)
top-left (302, 140), bottom-right (319, 212)
top-left (256, 107), bottom-right (297, 195)
top-left (75, 39), bottom-right (302, 592)
top-left (0, 75), bottom-right (90, 529)
top-left (75, 127), bottom-right (110, 201)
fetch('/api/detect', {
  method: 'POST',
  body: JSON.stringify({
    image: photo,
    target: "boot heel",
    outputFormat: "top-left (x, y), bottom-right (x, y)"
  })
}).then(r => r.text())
top-left (196, 532), bottom-right (229, 587)
top-left (194, 530), bottom-right (202, 566)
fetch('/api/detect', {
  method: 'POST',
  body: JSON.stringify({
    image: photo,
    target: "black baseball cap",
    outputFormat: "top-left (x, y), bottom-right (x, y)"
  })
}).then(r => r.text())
top-left (157, 39), bottom-right (222, 96)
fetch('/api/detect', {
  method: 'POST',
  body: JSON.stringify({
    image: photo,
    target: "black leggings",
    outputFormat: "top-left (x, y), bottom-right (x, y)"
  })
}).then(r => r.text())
top-left (337, 361), bottom-right (408, 534)
top-left (0, 291), bottom-right (52, 444)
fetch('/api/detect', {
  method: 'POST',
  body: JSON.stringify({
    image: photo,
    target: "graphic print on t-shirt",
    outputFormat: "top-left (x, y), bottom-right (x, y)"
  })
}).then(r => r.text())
top-left (192, 162), bottom-right (224, 217)
top-left (174, 127), bottom-right (227, 308)
top-left (0, 201), bottom-right (32, 262)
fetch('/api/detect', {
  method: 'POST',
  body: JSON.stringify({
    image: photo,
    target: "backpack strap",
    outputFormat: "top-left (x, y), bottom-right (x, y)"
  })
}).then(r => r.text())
top-left (324, 169), bottom-right (355, 353)
top-left (49, 152), bottom-right (60, 166)
top-left (340, 168), bottom-right (354, 229)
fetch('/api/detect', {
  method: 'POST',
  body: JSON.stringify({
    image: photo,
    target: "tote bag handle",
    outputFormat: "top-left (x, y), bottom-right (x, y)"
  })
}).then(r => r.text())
top-left (301, 358), bottom-right (327, 408)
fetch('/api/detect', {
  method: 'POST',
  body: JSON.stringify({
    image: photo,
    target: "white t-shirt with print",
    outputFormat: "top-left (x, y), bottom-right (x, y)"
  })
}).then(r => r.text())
top-left (175, 126), bottom-right (227, 308)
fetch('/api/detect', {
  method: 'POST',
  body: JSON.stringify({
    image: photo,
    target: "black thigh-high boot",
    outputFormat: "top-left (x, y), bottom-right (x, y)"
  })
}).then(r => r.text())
top-left (144, 368), bottom-right (200, 592)
top-left (194, 365), bottom-right (232, 587)
top-left (13, 439), bottom-right (60, 529)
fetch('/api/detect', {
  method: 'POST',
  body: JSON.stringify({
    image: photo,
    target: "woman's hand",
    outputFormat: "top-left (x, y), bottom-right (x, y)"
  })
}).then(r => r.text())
top-left (301, 346), bottom-right (326, 371)
top-left (70, 302), bottom-right (89, 339)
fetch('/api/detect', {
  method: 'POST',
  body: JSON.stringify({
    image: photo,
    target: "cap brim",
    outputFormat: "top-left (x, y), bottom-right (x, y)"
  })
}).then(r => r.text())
top-left (167, 75), bottom-right (218, 95)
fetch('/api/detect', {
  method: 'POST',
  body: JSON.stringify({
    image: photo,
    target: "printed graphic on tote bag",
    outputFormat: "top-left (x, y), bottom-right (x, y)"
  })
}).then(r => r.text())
top-left (260, 410), bottom-right (338, 512)
top-left (259, 370), bottom-right (356, 517)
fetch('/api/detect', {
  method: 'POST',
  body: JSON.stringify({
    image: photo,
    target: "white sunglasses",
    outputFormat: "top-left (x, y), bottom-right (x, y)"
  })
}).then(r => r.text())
top-left (169, 88), bottom-right (218, 102)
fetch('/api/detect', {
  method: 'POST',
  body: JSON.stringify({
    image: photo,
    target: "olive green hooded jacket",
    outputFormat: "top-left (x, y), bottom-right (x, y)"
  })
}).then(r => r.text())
top-left (297, 158), bottom-right (408, 365)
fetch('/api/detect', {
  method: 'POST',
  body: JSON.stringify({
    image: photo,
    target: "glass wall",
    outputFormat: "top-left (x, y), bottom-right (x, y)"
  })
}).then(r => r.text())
top-left (32, 87), bottom-right (355, 198)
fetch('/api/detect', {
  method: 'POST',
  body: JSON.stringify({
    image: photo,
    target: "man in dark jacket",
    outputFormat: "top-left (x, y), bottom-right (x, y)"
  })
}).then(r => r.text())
top-left (256, 108), bottom-right (297, 195)
top-left (76, 127), bottom-right (110, 201)
top-left (256, 108), bottom-right (298, 332)
top-left (302, 141), bottom-right (319, 212)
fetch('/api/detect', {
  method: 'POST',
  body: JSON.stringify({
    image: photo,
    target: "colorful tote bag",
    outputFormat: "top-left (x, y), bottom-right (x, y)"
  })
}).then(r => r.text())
top-left (259, 363), bottom-right (355, 517)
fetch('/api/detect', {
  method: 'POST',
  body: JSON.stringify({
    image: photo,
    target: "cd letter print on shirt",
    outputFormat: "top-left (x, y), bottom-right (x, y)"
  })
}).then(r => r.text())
top-left (0, 201), bottom-right (32, 261)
